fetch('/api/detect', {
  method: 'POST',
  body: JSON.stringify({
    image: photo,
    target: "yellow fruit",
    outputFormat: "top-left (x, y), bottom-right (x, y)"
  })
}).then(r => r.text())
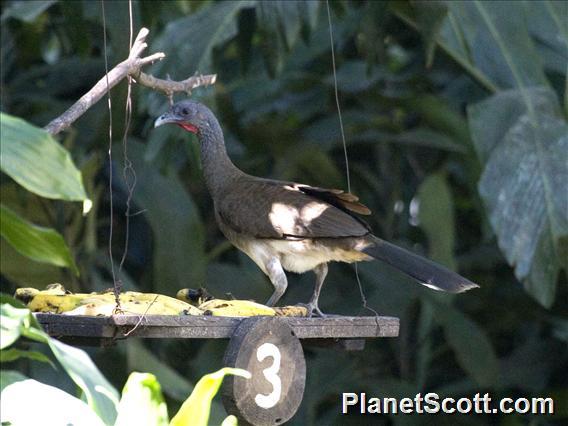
top-left (17, 286), bottom-right (202, 316)
top-left (199, 299), bottom-right (276, 317)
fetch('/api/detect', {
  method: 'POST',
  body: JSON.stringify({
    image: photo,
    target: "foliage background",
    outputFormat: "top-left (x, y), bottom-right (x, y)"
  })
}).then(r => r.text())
top-left (1, 0), bottom-right (567, 424)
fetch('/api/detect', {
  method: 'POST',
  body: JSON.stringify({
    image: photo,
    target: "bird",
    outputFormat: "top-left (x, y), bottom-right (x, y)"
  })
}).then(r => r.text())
top-left (154, 100), bottom-right (479, 316)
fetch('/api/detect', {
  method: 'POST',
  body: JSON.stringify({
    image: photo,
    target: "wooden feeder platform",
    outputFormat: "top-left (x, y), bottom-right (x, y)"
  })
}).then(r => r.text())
top-left (35, 313), bottom-right (399, 348)
top-left (35, 313), bottom-right (399, 426)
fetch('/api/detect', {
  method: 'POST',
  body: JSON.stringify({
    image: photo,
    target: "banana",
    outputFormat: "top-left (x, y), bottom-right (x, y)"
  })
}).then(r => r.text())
top-left (16, 286), bottom-right (202, 316)
top-left (198, 299), bottom-right (308, 317)
top-left (63, 296), bottom-right (201, 316)
top-left (15, 285), bottom-right (309, 317)
top-left (199, 299), bottom-right (276, 317)
top-left (27, 294), bottom-right (90, 314)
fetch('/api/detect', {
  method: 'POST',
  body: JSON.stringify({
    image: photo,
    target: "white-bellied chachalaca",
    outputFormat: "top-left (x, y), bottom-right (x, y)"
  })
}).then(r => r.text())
top-left (154, 100), bottom-right (478, 316)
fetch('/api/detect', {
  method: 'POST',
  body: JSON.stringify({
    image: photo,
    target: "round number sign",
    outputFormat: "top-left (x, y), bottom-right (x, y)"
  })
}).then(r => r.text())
top-left (222, 317), bottom-right (306, 426)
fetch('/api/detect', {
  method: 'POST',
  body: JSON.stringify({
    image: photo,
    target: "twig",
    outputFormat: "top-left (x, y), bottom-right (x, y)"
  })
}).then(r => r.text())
top-left (44, 27), bottom-right (217, 135)
top-left (123, 295), bottom-right (160, 337)
top-left (133, 72), bottom-right (217, 99)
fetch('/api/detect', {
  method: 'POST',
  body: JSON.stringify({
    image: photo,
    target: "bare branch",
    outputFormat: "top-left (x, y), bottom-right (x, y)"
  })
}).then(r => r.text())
top-left (133, 72), bottom-right (217, 98)
top-left (44, 27), bottom-right (217, 135)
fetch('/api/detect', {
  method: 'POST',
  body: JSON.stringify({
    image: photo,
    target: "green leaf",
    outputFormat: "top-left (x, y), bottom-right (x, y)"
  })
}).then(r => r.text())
top-left (394, 1), bottom-right (550, 93)
top-left (0, 303), bottom-right (32, 349)
top-left (326, 60), bottom-right (383, 93)
top-left (115, 373), bottom-right (169, 426)
top-left (126, 340), bottom-right (193, 402)
top-left (417, 172), bottom-right (457, 270)
top-left (125, 340), bottom-right (228, 425)
top-left (468, 1), bottom-right (549, 90)
top-left (0, 294), bottom-right (27, 309)
top-left (0, 348), bottom-right (55, 367)
top-left (257, 1), bottom-right (301, 51)
top-left (221, 415), bottom-right (239, 426)
top-left (527, 1), bottom-right (568, 75)
top-left (0, 113), bottom-right (88, 201)
top-left (170, 368), bottom-right (251, 426)
top-left (1, 299), bottom-right (119, 424)
top-left (435, 301), bottom-right (500, 387)
top-left (468, 87), bottom-right (568, 307)
top-left (0, 370), bottom-right (28, 391)
top-left (1, 0), bottom-right (57, 23)
top-left (0, 204), bottom-right (79, 274)
top-left (0, 239), bottom-right (65, 290)
top-left (0, 377), bottom-right (105, 426)
top-left (152, 0), bottom-right (254, 75)
top-left (413, 1), bottom-right (448, 67)
top-left (389, 128), bottom-right (464, 152)
top-left (46, 339), bottom-right (119, 425)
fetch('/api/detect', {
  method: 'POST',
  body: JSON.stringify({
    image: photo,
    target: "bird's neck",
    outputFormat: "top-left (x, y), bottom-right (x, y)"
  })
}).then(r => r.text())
top-left (198, 121), bottom-right (242, 198)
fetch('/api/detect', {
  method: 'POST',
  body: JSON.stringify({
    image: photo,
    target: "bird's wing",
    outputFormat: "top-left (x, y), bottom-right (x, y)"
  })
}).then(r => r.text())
top-left (216, 177), bottom-right (371, 239)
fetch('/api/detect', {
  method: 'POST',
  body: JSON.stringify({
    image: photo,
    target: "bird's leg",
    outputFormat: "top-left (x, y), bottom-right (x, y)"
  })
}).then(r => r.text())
top-left (265, 258), bottom-right (288, 307)
top-left (303, 263), bottom-right (328, 317)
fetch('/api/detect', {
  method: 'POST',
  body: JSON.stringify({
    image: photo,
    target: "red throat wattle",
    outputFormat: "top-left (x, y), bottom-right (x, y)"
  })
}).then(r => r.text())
top-left (177, 123), bottom-right (198, 134)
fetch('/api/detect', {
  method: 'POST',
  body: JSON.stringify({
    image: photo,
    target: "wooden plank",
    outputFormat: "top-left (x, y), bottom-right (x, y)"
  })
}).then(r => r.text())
top-left (35, 314), bottom-right (399, 340)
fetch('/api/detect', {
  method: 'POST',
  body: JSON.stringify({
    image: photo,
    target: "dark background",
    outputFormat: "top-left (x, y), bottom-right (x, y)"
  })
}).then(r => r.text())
top-left (1, 1), bottom-right (567, 424)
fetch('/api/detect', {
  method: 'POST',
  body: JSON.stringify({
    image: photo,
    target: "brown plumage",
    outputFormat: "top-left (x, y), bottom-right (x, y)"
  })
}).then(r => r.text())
top-left (154, 100), bottom-right (479, 316)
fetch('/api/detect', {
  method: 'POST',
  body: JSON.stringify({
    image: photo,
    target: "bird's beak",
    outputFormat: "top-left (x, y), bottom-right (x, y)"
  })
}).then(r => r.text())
top-left (154, 112), bottom-right (178, 128)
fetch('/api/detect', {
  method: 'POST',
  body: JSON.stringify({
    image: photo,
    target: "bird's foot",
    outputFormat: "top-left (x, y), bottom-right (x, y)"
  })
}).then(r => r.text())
top-left (295, 303), bottom-right (327, 318)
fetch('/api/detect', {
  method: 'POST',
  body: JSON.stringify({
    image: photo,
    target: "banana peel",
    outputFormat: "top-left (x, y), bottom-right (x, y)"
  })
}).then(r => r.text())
top-left (199, 299), bottom-right (277, 317)
top-left (15, 286), bottom-right (201, 316)
top-left (15, 285), bottom-right (309, 317)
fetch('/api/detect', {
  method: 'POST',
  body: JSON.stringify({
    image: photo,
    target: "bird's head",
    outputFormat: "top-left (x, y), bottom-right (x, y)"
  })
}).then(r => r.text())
top-left (154, 100), bottom-right (216, 135)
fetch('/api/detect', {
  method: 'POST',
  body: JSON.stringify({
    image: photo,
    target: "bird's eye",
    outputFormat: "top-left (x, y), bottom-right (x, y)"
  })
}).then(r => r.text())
top-left (182, 108), bottom-right (189, 115)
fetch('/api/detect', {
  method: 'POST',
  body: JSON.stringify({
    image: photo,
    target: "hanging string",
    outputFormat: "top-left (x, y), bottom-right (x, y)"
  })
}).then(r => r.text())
top-left (118, 0), bottom-right (137, 275)
top-left (325, 0), bottom-right (379, 318)
top-left (101, 0), bottom-right (121, 310)
top-left (326, 0), bottom-right (350, 194)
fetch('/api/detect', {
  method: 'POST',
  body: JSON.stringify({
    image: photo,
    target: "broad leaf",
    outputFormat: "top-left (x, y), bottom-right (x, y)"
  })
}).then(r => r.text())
top-left (0, 348), bottom-right (55, 367)
top-left (0, 204), bottom-right (79, 274)
top-left (417, 172), bottom-right (457, 270)
top-left (0, 377), bottom-right (105, 426)
top-left (146, 1), bottom-right (255, 116)
top-left (256, 1), bottom-right (319, 75)
top-left (46, 339), bottom-right (120, 425)
top-left (0, 0), bottom-right (57, 23)
top-left (468, 87), bottom-right (568, 307)
top-left (0, 299), bottom-right (119, 424)
top-left (0, 113), bottom-right (88, 201)
top-left (0, 303), bottom-right (32, 349)
top-left (0, 370), bottom-right (28, 391)
top-left (435, 301), bottom-right (500, 387)
top-left (221, 415), bottom-right (239, 426)
top-left (126, 340), bottom-right (193, 401)
top-left (115, 373), bottom-right (168, 426)
top-left (413, 0), bottom-right (448, 67)
top-left (0, 239), bottom-right (64, 289)
top-left (170, 368), bottom-right (251, 426)
top-left (154, 0), bottom-right (254, 75)
top-left (126, 340), bottom-right (229, 425)
top-left (526, 1), bottom-right (568, 75)
top-left (394, 1), bottom-right (549, 92)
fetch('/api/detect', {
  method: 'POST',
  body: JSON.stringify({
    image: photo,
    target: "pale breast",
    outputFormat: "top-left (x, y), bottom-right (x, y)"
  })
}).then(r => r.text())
top-left (216, 208), bottom-right (372, 274)
top-left (245, 238), bottom-right (372, 274)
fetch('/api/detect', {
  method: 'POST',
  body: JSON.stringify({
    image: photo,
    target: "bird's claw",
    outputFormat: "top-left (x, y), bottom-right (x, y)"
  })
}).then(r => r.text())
top-left (295, 302), bottom-right (327, 318)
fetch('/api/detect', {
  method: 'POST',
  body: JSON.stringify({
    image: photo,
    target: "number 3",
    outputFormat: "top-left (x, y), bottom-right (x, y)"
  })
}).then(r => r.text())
top-left (255, 343), bottom-right (282, 409)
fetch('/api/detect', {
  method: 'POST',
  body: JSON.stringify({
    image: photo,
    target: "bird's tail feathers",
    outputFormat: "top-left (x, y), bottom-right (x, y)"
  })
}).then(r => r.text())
top-left (363, 235), bottom-right (478, 293)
